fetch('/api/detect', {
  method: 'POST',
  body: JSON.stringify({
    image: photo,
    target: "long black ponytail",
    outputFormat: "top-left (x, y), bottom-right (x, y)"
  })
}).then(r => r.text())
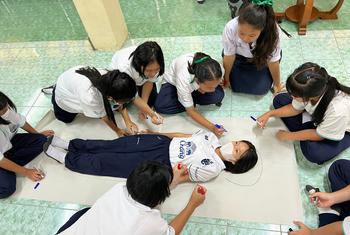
top-left (76, 67), bottom-right (137, 124)
top-left (238, 3), bottom-right (278, 68)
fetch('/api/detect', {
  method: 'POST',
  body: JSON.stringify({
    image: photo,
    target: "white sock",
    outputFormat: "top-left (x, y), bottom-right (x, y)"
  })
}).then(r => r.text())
top-left (46, 145), bottom-right (67, 164)
top-left (51, 136), bottom-right (69, 150)
top-left (318, 207), bottom-right (340, 216)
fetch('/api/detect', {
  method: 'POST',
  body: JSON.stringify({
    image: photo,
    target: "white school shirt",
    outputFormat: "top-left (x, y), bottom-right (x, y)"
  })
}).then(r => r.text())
top-left (0, 108), bottom-right (26, 161)
top-left (54, 66), bottom-right (107, 119)
top-left (60, 183), bottom-right (175, 235)
top-left (222, 17), bottom-right (282, 62)
top-left (169, 130), bottom-right (226, 182)
top-left (110, 46), bottom-right (150, 86)
top-left (292, 91), bottom-right (350, 141)
top-left (343, 216), bottom-right (350, 235)
top-left (162, 54), bottom-right (200, 108)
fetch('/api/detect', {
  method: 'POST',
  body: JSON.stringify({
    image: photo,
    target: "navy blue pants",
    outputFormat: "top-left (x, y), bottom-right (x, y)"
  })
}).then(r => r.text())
top-left (52, 87), bottom-right (78, 123)
top-left (137, 83), bottom-right (158, 107)
top-left (229, 54), bottom-right (273, 95)
top-left (65, 134), bottom-right (172, 178)
top-left (154, 82), bottom-right (225, 114)
top-left (0, 133), bottom-right (47, 199)
top-left (56, 207), bottom-right (90, 234)
top-left (273, 93), bottom-right (350, 164)
top-left (319, 159), bottom-right (350, 227)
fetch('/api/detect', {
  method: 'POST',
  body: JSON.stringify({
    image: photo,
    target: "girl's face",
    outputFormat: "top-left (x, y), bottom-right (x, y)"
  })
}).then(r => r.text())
top-left (197, 79), bottom-right (221, 94)
top-left (142, 62), bottom-right (160, 79)
top-left (231, 141), bottom-right (249, 163)
top-left (238, 23), bottom-right (261, 44)
top-left (0, 104), bottom-right (8, 116)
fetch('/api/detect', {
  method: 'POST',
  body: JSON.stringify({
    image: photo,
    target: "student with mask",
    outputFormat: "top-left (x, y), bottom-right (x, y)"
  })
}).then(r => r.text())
top-left (0, 91), bottom-right (54, 198)
top-left (44, 129), bottom-right (258, 182)
top-left (52, 66), bottom-right (162, 137)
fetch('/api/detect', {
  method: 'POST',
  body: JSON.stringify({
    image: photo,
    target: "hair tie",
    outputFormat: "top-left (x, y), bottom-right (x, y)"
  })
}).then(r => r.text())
top-left (193, 56), bottom-right (209, 64)
top-left (252, 0), bottom-right (273, 6)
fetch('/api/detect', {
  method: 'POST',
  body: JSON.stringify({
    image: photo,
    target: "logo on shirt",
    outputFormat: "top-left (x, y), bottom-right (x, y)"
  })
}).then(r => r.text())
top-left (201, 158), bottom-right (213, 166)
top-left (204, 135), bottom-right (208, 140)
top-left (178, 140), bottom-right (197, 159)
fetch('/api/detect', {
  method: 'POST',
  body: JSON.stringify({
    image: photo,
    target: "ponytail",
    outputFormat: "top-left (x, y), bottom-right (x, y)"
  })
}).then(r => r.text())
top-left (187, 52), bottom-right (222, 83)
top-left (238, 3), bottom-right (278, 68)
top-left (0, 91), bottom-right (17, 125)
top-left (76, 67), bottom-right (137, 124)
top-left (286, 62), bottom-right (350, 125)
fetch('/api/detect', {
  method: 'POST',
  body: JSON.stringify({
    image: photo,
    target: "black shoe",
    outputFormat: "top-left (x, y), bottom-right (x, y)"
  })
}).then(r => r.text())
top-left (215, 102), bottom-right (222, 107)
top-left (41, 85), bottom-right (55, 95)
top-left (197, 0), bottom-right (205, 4)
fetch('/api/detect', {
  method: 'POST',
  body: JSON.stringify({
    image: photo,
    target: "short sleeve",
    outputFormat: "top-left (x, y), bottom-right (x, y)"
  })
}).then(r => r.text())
top-left (175, 72), bottom-right (195, 108)
top-left (78, 86), bottom-right (106, 118)
top-left (222, 20), bottom-right (237, 56)
top-left (343, 216), bottom-right (350, 235)
top-left (187, 163), bottom-right (220, 182)
top-left (137, 215), bottom-right (175, 235)
top-left (316, 107), bottom-right (349, 141)
top-left (291, 99), bottom-right (306, 111)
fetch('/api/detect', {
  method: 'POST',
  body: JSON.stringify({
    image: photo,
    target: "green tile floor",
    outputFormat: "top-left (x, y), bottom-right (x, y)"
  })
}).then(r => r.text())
top-left (1, 0), bottom-right (350, 234)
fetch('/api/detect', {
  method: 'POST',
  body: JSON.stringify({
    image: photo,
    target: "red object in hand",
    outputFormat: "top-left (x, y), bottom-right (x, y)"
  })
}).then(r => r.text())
top-left (177, 163), bottom-right (182, 170)
top-left (197, 186), bottom-right (205, 195)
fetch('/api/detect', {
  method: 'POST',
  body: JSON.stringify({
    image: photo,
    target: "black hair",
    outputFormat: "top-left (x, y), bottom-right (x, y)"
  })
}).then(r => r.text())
top-left (238, 3), bottom-right (278, 68)
top-left (126, 160), bottom-right (173, 208)
top-left (76, 67), bottom-right (137, 125)
top-left (286, 62), bottom-right (350, 125)
top-left (187, 52), bottom-right (222, 83)
top-left (223, 140), bottom-right (258, 174)
top-left (0, 91), bottom-right (17, 125)
top-left (130, 41), bottom-right (165, 77)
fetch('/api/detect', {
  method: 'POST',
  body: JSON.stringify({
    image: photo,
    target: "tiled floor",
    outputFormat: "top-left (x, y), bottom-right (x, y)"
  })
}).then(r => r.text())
top-left (0, 0), bottom-right (350, 234)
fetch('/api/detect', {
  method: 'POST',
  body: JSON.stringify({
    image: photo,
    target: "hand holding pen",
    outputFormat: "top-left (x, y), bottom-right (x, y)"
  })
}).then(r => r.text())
top-left (213, 124), bottom-right (227, 137)
top-left (151, 112), bottom-right (164, 125)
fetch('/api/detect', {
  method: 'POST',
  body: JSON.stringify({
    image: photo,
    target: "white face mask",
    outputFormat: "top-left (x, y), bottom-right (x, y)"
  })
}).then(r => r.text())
top-left (220, 142), bottom-right (234, 162)
top-left (1, 107), bottom-right (17, 122)
top-left (146, 72), bottom-right (159, 83)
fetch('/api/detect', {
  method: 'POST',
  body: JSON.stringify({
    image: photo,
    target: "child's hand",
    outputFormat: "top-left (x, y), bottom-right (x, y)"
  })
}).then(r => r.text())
top-left (116, 128), bottom-right (130, 137)
top-left (188, 185), bottom-right (207, 209)
top-left (125, 120), bottom-right (139, 135)
top-left (289, 221), bottom-right (312, 235)
top-left (309, 192), bottom-right (335, 208)
top-left (40, 130), bottom-right (54, 137)
top-left (151, 113), bottom-right (163, 125)
top-left (212, 125), bottom-right (225, 137)
top-left (24, 168), bottom-right (44, 181)
top-left (276, 130), bottom-right (290, 141)
top-left (171, 163), bottom-right (189, 188)
top-left (138, 111), bottom-right (148, 121)
top-left (257, 112), bottom-right (271, 129)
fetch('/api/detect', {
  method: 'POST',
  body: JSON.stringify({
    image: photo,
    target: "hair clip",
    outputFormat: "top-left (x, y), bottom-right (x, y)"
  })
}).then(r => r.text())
top-left (252, 0), bottom-right (273, 6)
top-left (193, 56), bottom-right (209, 64)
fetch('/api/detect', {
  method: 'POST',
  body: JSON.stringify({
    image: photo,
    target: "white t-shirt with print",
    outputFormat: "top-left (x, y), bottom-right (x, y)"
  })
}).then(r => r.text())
top-left (54, 66), bottom-right (107, 119)
top-left (292, 91), bottom-right (350, 140)
top-left (169, 130), bottom-right (226, 182)
top-left (110, 46), bottom-right (151, 86)
top-left (0, 108), bottom-right (26, 160)
top-left (222, 17), bottom-right (281, 62)
top-left (162, 54), bottom-right (199, 108)
top-left (59, 183), bottom-right (175, 235)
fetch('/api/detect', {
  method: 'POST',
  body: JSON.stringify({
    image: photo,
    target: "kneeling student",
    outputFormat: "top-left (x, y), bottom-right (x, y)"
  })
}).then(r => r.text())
top-left (56, 161), bottom-right (207, 235)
